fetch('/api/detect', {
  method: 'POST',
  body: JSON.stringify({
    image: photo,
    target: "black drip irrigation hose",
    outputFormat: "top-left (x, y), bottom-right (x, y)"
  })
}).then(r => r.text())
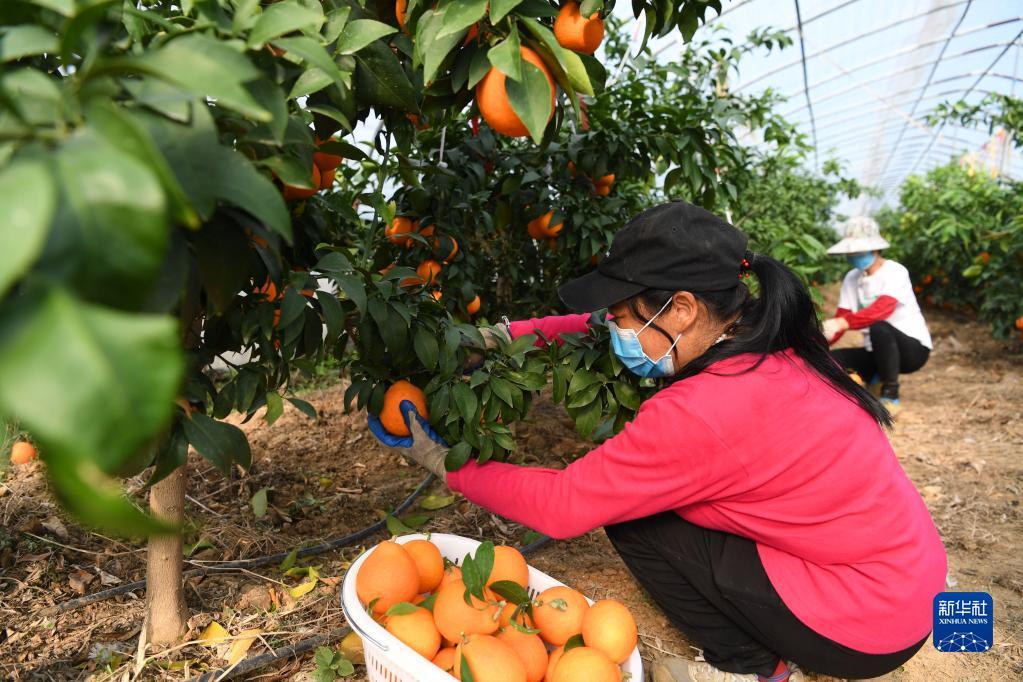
top-left (185, 535), bottom-right (554, 682)
top-left (41, 474), bottom-right (438, 616)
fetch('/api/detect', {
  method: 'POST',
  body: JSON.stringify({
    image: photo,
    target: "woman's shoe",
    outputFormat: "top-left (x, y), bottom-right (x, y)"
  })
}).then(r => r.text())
top-left (880, 396), bottom-right (902, 416)
top-left (648, 657), bottom-right (804, 682)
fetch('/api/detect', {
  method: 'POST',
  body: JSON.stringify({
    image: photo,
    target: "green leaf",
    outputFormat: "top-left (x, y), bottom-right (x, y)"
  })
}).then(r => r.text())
top-left (439, 0), bottom-right (487, 38)
top-left (184, 537), bottom-right (216, 557)
top-left (505, 59), bottom-right (552, 143)
top-left (521, 530), bottom-right (543, 545)
top-left (248, 0), bottom-right (324, 47)
top-left (612, 381), bottom-right (641, 411)
top-left (265, 392), bottom-right (284, 425)
top-left (251, 487), bottom-right (268, 518)
top-left (386, 514), bottom-right (414, 536)
top-left (353, 40), bottom-right (418, 111)
top-left (316, 289), bottom-right (344, 342)
top-left (413, 327), bottom-right (440, 371)
top-left (490, 0), bottom-right (525, 23)
top-left (314, 646), bottom-right (334, 669)
top-left (489, 377), bottom-right (515, 406)
top-left (451, 382), bottom-right (479, 422)
top-left (567, 382), bottom-right (600, 409)
top-left (132, 34), bottom-right (272, 121)
top-left (0, 287), bottom-right (181, 476)
top-left (181, 413), bottom-right (252, 476)
top-left (468, 48), bottom-right (491, 88)
top-left (503, 333), bottom-right (537, 356)
top-left (272, 36), bottom-right (349, 87)
top-left (573, 399), bottom-right (602, 438)
top-left (487, 27), bottom-right (522, 81)
top-left (461, 654), bottom-right (475, 682)
top-left (564, 633), bottom-right (585, 652)
top-left (568, 369), bottom-right (600, 393)
top-left (323, 6), bottom-right (352, 43)
top-left (420, 494), bottom-right (455, 510)
top-left (386, 601), bottom-right (420, 616)
top-left (334, 658), bottom-right (355, 676)
top-left (336, 19), bottom-right (396, 55)
top-left (489, 580), bottom-right (530, 605)
top-left (288, 67), bottom-right (334, 99)
top-left (280, 548), bottom-right (299, 571)
top-left (445, 442), bottom-right (472, 470)
top-left (0, 25), bottom-right (58, 63)
top-left (0, 161), bottom-right (54, 296)
top-left (207, 145), bottom-right (292, 242)
top-left (519, 18), bottom-right (591, 95)
top-left (579, 0), bottom-right (603, 15)
top-left (471, 541), bottom-right (494, 590)
top-left (288, 397), bottom-right (318, 420)
top-left (417, 8), bottom-right (468, 86)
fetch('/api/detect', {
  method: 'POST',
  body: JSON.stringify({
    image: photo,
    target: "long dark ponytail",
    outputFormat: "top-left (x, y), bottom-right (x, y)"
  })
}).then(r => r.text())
top-left (627, 251), bottom-right (892, 428)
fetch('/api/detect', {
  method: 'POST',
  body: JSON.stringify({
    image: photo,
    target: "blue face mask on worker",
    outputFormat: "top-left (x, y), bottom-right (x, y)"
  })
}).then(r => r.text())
top-left (846, 252), bottom-right (875, 271)
top-left (609, 298), bottom-right (682, 378)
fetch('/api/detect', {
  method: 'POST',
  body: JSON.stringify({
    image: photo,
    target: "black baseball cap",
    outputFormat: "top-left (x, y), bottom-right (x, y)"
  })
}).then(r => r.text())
top-left (558, 200), bottom-right (749, 312)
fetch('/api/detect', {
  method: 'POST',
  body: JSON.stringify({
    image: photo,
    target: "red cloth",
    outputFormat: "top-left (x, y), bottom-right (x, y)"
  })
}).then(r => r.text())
top-left (836, 294), bottom-right (898, 330)
top-left (448, 315), bottom-right (946, 654)
top-left (508, 313), bottom-right (592, 346)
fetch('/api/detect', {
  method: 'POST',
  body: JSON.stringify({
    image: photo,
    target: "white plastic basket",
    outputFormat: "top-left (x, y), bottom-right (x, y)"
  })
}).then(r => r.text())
top-left (341, 533), bottom-right (643, 681)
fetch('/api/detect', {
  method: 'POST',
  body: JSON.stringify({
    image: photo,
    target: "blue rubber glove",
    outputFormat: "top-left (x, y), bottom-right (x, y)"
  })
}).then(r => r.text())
top-left (368, 400), bottom-right (449, 479)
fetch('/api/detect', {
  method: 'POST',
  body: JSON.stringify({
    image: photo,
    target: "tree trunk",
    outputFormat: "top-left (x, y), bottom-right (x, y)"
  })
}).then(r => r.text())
top-left (146, 464), bottom-right (188, 643)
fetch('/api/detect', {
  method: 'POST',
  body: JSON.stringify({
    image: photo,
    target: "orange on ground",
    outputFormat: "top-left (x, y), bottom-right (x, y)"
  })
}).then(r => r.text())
top-left (498, 626), bottom-right (548, 682)
top-left (545, 646), bottom-right (564, 681)
top-left (386, 606), bottom-right (442, 660)
top-left (282, 165), bottom-right (321, 201)
top-left (434, 646), bottom-right (457, 672)
top-left (434, 234), bottom-right (459, 263)
top-left (549, 646), bottom-right (620, 682)
top-left (318, 168), bottom-right (336, 190)
top-left (396, 0), bottom-right (407, 30)
top-left (489, 545), bottom-right (530, 588)
top-left (356, 541), bottom-right (420, 615)
top-left (379, 380), bottom-right (429, 437)
top-left (594, 184), bottom-right (611, 196)
top-left (10, 441), bottom-right (37, 465)
top-left (477, 47), bottom-right (555, 138)
top-left (432, 579), bottom-right (500, 642)
top-left (404, 539), bottom-right (445, 593)
top-left (528, 211), bottom-right (563, 239)
top-left (387, 216), bottom-right (418, 247)
top-left (467, 295), bottom-right (482, 316)
top-left (455, 634), bottom-right (527, 682)
top-left (580, 599), bottom-right (637, 664)
top-left (441, 564), bottom-right (463, 586)
top-left (532, 586), bottom-right (589, 646)
top-left (314, 150), bottom-right (342, 173)
top-left (553, 2), bottom-right (605, 55)
top-left (417, 259), bottom-right (442, 286)
top-left (499, 602), bottom-right (534, 629)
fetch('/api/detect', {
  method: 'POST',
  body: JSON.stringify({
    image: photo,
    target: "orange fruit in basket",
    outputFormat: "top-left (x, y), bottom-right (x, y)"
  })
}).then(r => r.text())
top-left (455, 633), bottom-right (527, 681)
top-left (553, 2), bottom-right (604, 55)
top-left (499, 602), bottom-right (534, 629)
top-left (379, 380), bottom-right (429, 437)
top-left (477, 47), bottom-right (555, 138)
top-left (545, 646), bottom-right (564, 681)
top-left (434, 646), bottom-right (457, 672)
top-left (404, 539), bottom-right (445, 593)
top-left (441, 564), bottom-right (463, 586)
top-left (489, 545), bottom-right (530, 588)
top-left (386, 605), bottom-right (442, 660)
top-left (433, 579), bottom-right (500, 642)
top-left (550, 646), bottom-right (620, 682)
top-left (356, 540), bottom-right (420, 615)
top-left (10, 441), bottom-right (37, 465)
top-left (581, 599), bottom-right (637, 664)
top-left (533, 586), bottom-right (589, 646)
top-left (497, 626), bottom-right (548, 682)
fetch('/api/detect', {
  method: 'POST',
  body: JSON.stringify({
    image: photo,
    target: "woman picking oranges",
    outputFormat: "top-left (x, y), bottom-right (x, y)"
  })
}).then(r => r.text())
top-left (369, 201), bottom-right (947, 682)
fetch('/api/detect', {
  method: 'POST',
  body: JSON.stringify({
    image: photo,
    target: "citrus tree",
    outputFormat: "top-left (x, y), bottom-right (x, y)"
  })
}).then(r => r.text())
top-left (0, 0), bottom-right (731, 645)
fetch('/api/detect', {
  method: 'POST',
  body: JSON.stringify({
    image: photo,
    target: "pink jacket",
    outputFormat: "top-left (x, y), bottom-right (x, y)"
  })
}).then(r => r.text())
top-left (448, 314), bottom-right (946, 654)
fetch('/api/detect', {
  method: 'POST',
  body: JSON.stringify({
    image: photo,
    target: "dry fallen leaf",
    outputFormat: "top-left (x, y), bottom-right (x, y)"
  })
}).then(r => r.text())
top-left (198, 621), bottom-right (229, 646)
top-left (42, 516), bottom-right (69, 540)
top-left (225, 629), bottom-right (261, 665)
top-left (340, 631), bottom-right (365, 665)
top-left (288, 578), bottom-right (317, 600)
top-left (68, 568), bottom-right (95, 595)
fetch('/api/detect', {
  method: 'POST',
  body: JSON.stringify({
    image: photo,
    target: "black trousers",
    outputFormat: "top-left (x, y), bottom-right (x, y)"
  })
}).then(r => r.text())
top-left (604, 512), bottom-right (927, 679)
top-left (831, 322), bottom-right (929, 400)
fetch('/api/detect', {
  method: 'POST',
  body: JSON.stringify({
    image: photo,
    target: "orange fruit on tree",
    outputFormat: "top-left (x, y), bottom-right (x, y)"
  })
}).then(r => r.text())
top-left (477, 47), bottom-right (555, 138)
top-left (489, 545), bottom-right (530, 588)
top-left (545, 646), bottom-right (564, 681)
top-left (595, 173), bottom-right (615, 186)
top-left (282, 165), bottom-right (321, 201)
top-left (979, 251), bottom-right (990, 264)
top-left (356, 541), bottom-right (420, 615)
top-left (455, 633), bottom-right (527, 682)
top-left (254, 276), bottom-right (282, 302)
top-left (434, 234), bottom-right (459, 263)
top-left (498, 601), bottom-right (534, 629)
top-left (594, 184), bottom-right (611, 196)
top-left (272, 309), bottom-right (282, 328)
top-left (922, 273), bottom-right (933, 285)
top-left (417, 259), bottom-right (442, 286)
top-left (581, 599), bottom-right (637, 664)
top-left (549, 646), bottom-right (620, 682)
top-left (386, 605), bottom-right (442, 660)
top-left (432, 578), bottom-right (500, 642)
top-left (528, 211), bottom-right (563, 239)
top-left (313, 143), bottom-right (343, 172)
top-left (533, 586), bottom-right (589, 646)
top-left (387, 216), bottom-right (418, 247)
top-left (467, 295), bottom-right (482, 316)
top-left (396, 0), bottom-right (407, 30)
top-left (553, 2), bottom-right (605, 55)
top-left (418, 223), bottom-right (436, 239)
top-left (567, 160), bottom-right (578, 177)
top-left (1015, 316), bottom-right (1023, 330)
top-left (431, 289), bottom-right (443, 301)
top-left (434, 646), bottom-right (457, 672)
top-left (546, 238), bottom-right (558, 252)
top-left (379, 380), bottom-right (429, 437)
top-left (498, 625), bottom-right (549, 682)
top-left (404, 539), bottom-right (445, 593)
top-left (318, 168), bottom-right (336, 190)
top-left (10, 441), bottom-right (37, 465)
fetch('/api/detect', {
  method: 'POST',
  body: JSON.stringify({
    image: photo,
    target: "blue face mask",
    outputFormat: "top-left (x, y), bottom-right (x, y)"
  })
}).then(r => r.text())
top-left (846, 252), bottom-right (875, 271)
top-left (609, 298), bottom-right (682, 378)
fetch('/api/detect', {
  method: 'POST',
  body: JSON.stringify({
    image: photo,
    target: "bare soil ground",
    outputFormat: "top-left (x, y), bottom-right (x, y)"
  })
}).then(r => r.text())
top-left (1, 306), bottom-right (1020, 681)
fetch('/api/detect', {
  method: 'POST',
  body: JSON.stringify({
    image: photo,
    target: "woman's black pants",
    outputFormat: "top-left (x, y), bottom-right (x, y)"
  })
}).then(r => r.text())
top-left (604, 512), bottom-right (927, 679)
top-left (830, 322), bottom-right (929, 400)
